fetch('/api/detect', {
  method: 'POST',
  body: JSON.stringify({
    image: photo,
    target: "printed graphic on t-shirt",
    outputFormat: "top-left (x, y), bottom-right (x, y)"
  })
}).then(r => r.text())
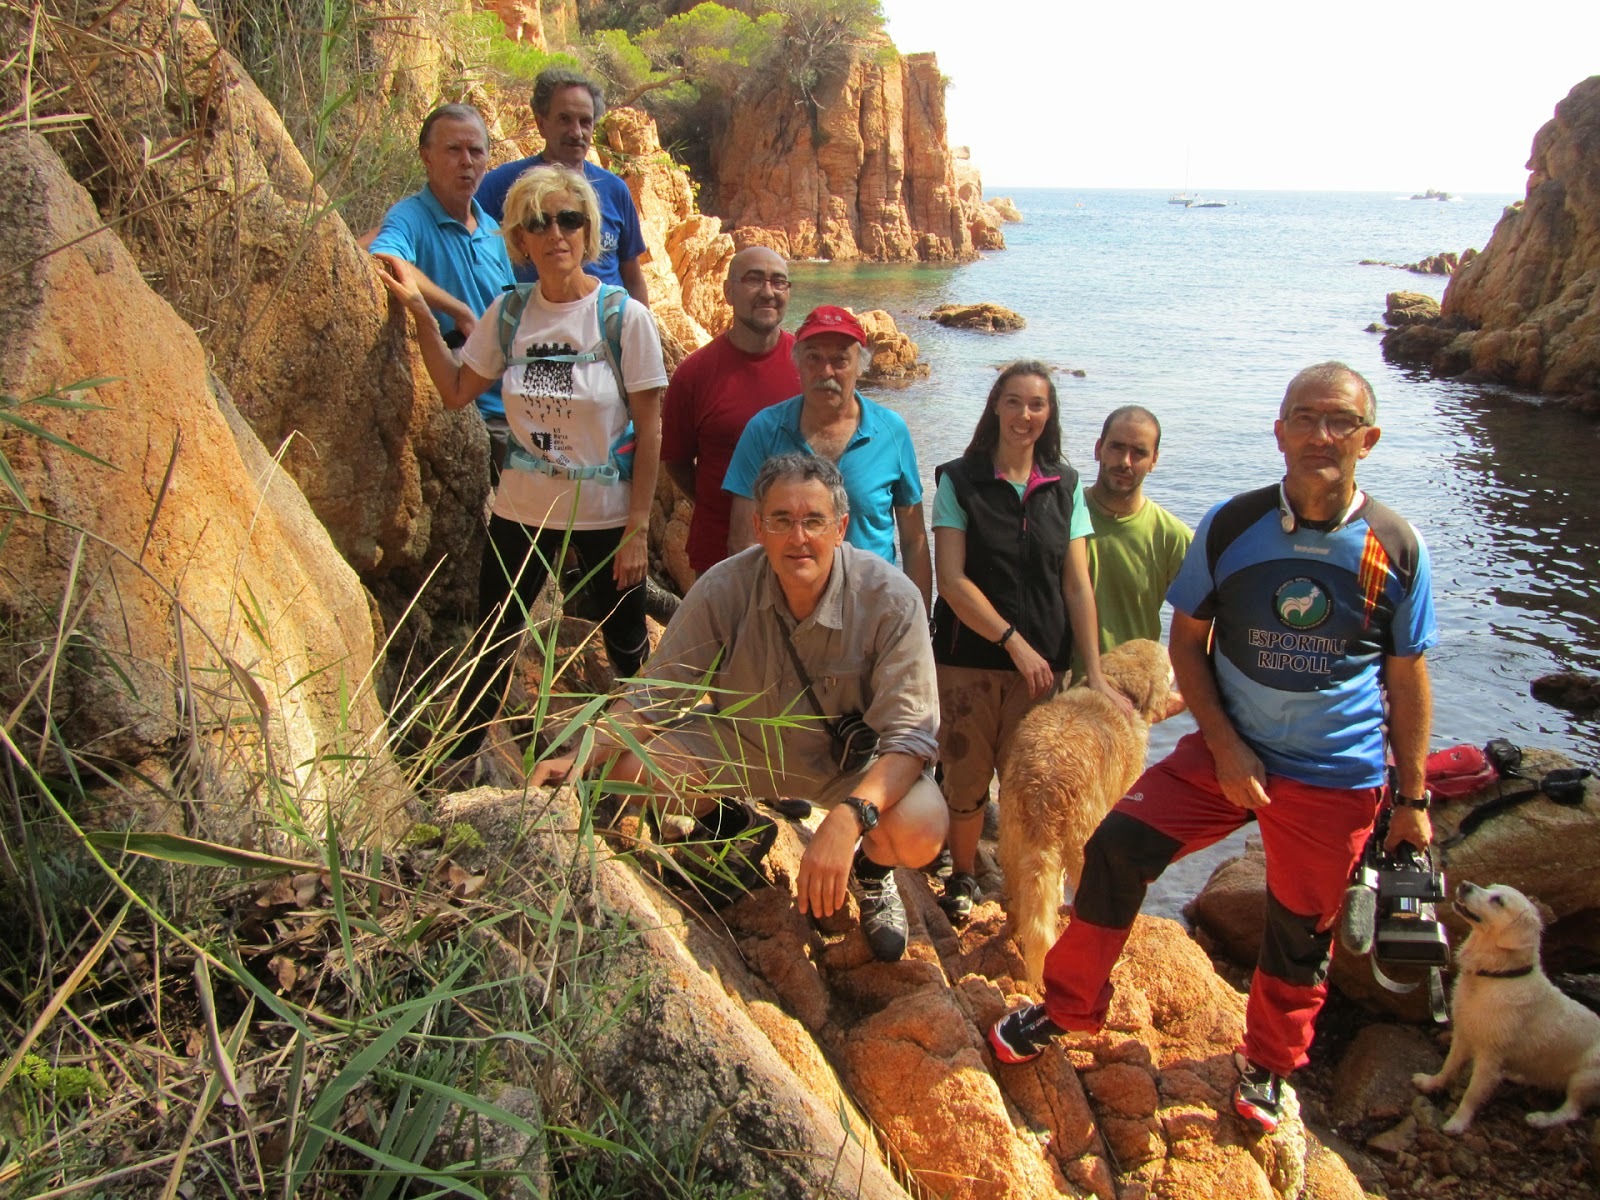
top-left (518, 341), bottom-right (577, 432)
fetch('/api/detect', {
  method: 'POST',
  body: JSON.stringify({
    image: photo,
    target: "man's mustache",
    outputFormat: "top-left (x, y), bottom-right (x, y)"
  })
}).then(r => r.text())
top-left (813, 378), bottom-right (844, 394)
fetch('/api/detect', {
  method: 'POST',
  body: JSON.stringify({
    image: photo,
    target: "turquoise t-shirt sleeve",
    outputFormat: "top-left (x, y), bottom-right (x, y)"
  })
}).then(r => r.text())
top-left (890, 420), bottom-right (923, 507)
top-left (368, 203), bottom-right (419, 260)
top-left (931, 473), bottom-right (967, 530)
top-left (1069, 479), bottom-right (1093, 540)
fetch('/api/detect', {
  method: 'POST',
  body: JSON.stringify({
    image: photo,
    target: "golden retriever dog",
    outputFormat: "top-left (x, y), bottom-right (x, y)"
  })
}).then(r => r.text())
top-left (998, 637), bottom-right (1174, 986)
top-left (1413, 882), bottom-right (1600, 1133)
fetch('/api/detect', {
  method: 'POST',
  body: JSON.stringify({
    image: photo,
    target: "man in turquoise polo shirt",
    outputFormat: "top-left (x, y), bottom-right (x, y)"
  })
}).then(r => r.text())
top-left (369, 104), bottom-right (514, 426)
top-left (723, 306), bottom-right (931, 612)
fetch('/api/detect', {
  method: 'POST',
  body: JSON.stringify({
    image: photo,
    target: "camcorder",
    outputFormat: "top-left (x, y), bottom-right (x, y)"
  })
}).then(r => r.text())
top-left (1338, 807), bottom-right (1450, 1014)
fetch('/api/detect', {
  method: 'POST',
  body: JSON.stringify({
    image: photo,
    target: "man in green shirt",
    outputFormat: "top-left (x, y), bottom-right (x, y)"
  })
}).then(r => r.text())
top-left (1081, 407), bottom-right (1192, 660)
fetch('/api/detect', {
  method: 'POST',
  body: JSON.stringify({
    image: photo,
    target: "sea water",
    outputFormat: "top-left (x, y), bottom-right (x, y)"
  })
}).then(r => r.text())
top-left (785, 189), bottom-right (1600, 912)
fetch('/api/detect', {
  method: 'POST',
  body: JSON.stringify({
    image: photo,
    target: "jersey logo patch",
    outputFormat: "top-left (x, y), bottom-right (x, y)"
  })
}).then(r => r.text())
top-left (1274, 578), bottom-right (1330, 629)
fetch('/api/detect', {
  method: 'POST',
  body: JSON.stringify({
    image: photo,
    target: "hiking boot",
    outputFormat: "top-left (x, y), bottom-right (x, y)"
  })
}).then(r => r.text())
top-left (987, 1003), bottom-right (1066, 1064)
top-left (671, 799), bottom-right (777, 909)
top-left (767, 796), bottom-right (813, 821)
top-left (1232, 1055), bottom-right (1290, 1133)
top-left (921, 847), bottom-right (954, 882)
top-left (853, 851), bottom-right (908, 962)
top-left (939, 871), bottom-right (980, 926)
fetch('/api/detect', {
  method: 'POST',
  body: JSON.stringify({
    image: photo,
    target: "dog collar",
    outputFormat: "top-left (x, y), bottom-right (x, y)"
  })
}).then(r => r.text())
top-left (1472, 964), bottom-right (1535, 979)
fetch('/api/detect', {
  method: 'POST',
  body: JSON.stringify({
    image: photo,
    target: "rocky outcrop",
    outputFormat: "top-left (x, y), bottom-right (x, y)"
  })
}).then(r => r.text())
top-left (1360, 251), bottom-right (1475, 276)
top-left (932, 303), bottom-right (1027, 331)
top-left (991, 197), bottom-right (1024, 223)
top-left (436, 778), bottom-right (1367, 1200)
top-left (1531, 670), bottom-right (1600, 712)
top-left (598, 107), bottom-right (735, 350)
top-left (0, 131), bottom-right (405, 833)
top-left (1188, 747), bottom-right (1600, 1016)
top-left (858, 310), bottom-right (929, 385)
top-left (711, 42), bottom-right (999, 263)
top-left (33, 0), bottom-right (492, 629)
top-left (954, 146), bottom-right (1008, 251)
top-left (1389, 75), bottom-right (1600, 402)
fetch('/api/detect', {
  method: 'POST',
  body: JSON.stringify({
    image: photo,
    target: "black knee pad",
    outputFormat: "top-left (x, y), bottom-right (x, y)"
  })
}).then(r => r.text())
top-left (1258, 888), bottom-right (1333, 988)
top-left (1073, 811), bottom-right (1182, 930)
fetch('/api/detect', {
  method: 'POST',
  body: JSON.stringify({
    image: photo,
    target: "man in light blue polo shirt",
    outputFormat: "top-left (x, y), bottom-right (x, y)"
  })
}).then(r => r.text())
top-left (477, 68), bottom-right (649, 305)
top-left (723, 306), bottom-right (931, 612)
top-left (369, 104), bottom-right (513, 424)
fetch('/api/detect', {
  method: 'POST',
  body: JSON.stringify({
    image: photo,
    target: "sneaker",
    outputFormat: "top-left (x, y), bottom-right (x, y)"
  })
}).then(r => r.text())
top-left (671, 799), bottom-right (777, 909)
top-left (939, 871), bottom-right (979, 925)
top-left (767, 796), bottom-right (813, 820)
top-left (1232, 1055), bottom-right (1289, 1133)
top-left (921, 847), bottom-right (954, 881)
top-left (853, 852), bottom-right (908, 962)
top-left (987, 1003), bottom-right (1066, 1064)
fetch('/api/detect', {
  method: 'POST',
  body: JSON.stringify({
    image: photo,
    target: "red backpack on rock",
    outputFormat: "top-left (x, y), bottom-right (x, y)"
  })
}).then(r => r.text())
top-left (1423, 742), bottom-right (1506, 801)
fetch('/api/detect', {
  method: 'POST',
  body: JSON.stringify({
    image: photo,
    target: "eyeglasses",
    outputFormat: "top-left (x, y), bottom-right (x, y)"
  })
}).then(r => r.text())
top-left (1285, 411), bottom-right (1371, 439)
top-left (760, 514), bottom-right (835, 537)
top-left (738, 271), bottom-right (791, 292)
top-left (523, 209), bottom-right (588, 235)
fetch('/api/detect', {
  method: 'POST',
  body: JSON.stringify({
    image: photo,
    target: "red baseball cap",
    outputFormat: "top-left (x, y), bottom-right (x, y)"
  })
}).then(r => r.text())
top-left (794, 305), bottom-right (867, 345)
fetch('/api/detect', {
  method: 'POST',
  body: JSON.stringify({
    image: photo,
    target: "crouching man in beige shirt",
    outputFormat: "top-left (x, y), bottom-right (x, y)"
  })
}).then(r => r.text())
top-left (532, 452), bottom-right (947, 961)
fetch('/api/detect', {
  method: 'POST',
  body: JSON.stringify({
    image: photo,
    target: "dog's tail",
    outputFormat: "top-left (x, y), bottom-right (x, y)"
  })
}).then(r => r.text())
top-left (999, 813), bottom-right (1065, 988)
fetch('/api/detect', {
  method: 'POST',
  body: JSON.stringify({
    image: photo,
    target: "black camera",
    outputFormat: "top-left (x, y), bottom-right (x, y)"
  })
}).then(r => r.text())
top-left (1338, 810), bottom-right (1450, 968)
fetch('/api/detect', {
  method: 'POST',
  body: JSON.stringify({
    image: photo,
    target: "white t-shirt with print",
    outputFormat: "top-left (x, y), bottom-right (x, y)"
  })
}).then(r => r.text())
top-left (461, 285), bottom-right (667, 530)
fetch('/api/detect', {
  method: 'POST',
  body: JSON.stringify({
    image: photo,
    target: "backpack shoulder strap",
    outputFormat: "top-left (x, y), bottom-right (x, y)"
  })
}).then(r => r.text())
top-left (595, 283), bottom-right (629, 412)
top-left (497, 283), bottom-right (536, 366)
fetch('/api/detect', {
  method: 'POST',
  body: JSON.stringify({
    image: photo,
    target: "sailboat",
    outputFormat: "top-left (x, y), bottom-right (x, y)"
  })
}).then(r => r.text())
top-left (1169, 151), bottom-right (1193, 204)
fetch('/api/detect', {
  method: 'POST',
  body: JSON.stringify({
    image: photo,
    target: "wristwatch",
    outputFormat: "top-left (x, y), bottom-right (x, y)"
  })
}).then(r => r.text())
top-left (841, 796), bottom-right (880, 833)
top-left (1392, 790), bottom-right (1433, 811)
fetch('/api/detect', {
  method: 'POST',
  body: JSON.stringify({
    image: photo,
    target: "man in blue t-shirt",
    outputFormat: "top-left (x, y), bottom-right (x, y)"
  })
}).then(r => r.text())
top-left (989, 362), bottom-right (1438, 1136)
top-left (368, 104), bottom-right (514, 423)
top-left (477, 68), bottom-right (649, 305)
top-left (721, 306), bottom-right (931, 612)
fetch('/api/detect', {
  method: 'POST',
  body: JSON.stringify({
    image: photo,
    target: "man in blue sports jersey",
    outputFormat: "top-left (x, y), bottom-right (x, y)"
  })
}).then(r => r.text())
top-left (477, 68), bottom-right (649, 305)
top-left (988, 362), bottom-right (1438, 1135)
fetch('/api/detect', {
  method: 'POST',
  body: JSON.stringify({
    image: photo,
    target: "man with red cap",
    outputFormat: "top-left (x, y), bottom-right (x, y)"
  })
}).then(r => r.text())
top-left (722, 305), bottom-right (932, 611)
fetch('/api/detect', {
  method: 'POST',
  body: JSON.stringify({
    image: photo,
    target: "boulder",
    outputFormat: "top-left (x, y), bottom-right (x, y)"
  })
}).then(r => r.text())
top-left (0, 131), bottom-right (405, 833)
top-left (1329, 1025), bottom-right (1439, 1126)
top-left (991, 197), bottom-right (1025, 223)
top-left (1409, 253), bottom-right (1459, 276)
top-left (1436, 75), bottom-right (1600, 399)
top-left (932, 303), bottom-right (1027, 332)
top-left (33, 0), bottom-right (491, 628)
top-left (1384, 292), bottom-right (1442, 327)
top-left (858, 309), bottom-right (930, 385)
top-left (1530, 670), bottom-right (1600, 713)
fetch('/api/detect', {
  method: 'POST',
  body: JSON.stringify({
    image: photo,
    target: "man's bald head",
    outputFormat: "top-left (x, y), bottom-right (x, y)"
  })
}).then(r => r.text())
top-left (724, 246), bottom-right (791, 343)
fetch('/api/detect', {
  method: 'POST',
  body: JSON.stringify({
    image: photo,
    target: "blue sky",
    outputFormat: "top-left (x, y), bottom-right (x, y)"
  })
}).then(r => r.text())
top-left (880, 0), bottom-right (1599, 194)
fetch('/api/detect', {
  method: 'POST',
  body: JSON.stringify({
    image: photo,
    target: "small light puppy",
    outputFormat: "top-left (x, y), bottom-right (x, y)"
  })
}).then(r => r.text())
top-left (1413, 882), bottom-right (1600, 1133)
top-left (998, 638), bottom-right (1175, 986)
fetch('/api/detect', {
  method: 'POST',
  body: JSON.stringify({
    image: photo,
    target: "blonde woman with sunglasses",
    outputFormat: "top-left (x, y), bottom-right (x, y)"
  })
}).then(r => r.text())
top-left (377, 164), bottom-right (666, 760)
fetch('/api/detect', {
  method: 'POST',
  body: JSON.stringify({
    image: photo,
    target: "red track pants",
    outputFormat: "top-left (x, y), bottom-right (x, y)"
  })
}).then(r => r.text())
top-left (1040, 731), bottom-right (1380, 1076)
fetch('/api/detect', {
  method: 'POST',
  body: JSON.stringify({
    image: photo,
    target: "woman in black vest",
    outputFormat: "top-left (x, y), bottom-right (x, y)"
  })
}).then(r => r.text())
top-left (930, 361), bottom-right (1131, 923)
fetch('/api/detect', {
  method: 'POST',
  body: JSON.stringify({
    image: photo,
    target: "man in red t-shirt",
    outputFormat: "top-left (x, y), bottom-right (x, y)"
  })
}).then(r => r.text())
top-left (662, 247), bottom-right (801, 579)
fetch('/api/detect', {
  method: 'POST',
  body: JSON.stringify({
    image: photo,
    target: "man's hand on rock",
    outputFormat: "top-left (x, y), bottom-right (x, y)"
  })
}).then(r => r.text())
top-left (796, 806), bottom-right (859, 919)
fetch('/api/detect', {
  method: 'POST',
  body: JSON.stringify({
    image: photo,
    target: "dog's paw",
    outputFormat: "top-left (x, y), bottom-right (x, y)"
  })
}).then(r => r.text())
top-left (1412, 1072), bottom-right (1442, 1093)
top-left (1441, 1113), bottom-right (1472, 1136)
top-left (1525, 1108), bottom-right (1573, 1130)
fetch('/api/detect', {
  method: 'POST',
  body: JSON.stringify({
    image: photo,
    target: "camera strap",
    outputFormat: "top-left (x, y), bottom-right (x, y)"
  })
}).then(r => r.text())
top-left (1436, 767), bottom-right (1592, 851)
top-left (771, 610), bottom-right (842, 735)
top-left (1367, 958), bottom-right (1449, 1022)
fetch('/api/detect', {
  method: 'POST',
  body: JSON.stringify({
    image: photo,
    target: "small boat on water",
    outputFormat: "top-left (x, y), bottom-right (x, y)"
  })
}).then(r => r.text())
top-left (1186, 197), bottom-right (1229, 208)
top-left (1168, 193), bottom-right (1195, 205)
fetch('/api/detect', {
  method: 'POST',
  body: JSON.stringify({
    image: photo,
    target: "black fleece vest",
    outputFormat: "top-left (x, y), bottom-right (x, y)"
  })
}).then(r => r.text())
top-left (931, 453), bottom-right (1079, 671)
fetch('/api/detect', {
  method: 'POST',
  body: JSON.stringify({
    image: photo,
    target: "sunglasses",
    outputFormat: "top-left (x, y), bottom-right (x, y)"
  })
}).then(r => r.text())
top-left (523, 209), bottom-right (588, 234)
